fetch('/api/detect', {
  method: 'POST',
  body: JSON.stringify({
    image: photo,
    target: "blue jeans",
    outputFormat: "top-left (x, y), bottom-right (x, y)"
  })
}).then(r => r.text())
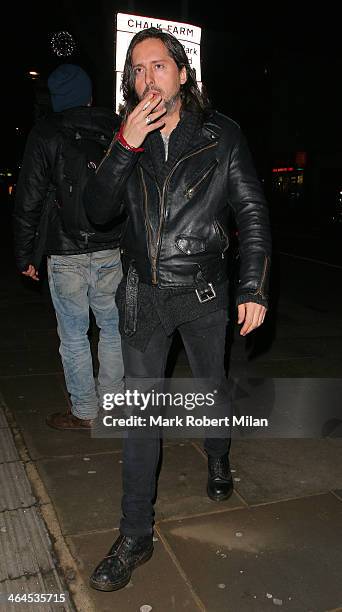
top-left (47, 249), bottom-right (124, 420)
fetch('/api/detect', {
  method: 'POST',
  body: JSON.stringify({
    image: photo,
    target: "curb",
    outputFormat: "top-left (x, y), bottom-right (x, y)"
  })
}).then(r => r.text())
top-left (1, 395), bottom-right (96, 612)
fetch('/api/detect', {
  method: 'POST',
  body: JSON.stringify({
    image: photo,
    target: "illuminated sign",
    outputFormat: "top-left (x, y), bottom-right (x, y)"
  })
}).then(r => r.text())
top-left (272, 167), bottom-right (294, 173)
top-left (115, 12), bottom-right (202, 113)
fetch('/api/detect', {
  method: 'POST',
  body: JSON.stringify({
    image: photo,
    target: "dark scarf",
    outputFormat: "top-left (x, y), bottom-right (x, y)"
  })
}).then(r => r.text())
top-left (145, 110), bottom-right (202, 188)
top-left (140, 111), bottom-right (202, 244)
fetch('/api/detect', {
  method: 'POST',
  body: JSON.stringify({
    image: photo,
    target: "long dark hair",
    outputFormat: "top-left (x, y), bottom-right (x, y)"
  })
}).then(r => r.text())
top-left (120, 27), bottom-right (210, 120)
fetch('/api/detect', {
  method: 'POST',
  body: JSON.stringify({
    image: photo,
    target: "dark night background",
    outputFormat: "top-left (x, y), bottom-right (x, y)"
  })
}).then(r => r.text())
top-left (2, 8), bottom-right (342, 607)
top-left (1, 2), bottom-right (342, 231)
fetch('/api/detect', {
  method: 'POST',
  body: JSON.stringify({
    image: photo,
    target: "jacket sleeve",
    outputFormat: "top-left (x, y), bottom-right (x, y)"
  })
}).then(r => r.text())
top-left (13, 128), bottom-right (52, 271)
top-left (84, 139), bottom-right (140, 225)
top-left (227, 128), bottom-right (272, 308)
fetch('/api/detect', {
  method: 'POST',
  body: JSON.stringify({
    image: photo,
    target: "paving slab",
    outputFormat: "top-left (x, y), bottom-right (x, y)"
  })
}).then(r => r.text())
top-left (227, 378), bottom-right (342, 439)
top-left (155, 443), bottom-right (243, 521)
top-left (0, 507), bottom-right (56, 581)
top-left (228, 319), bottom-right (342, 377)
top-left (0, 377), bottom-right (126, 459)
top-left (0, 375), bottom-right (67, 413)
top-left (0, 462), bottom-right (36, 511)
top-left (0, 428), bottom-right (19, 462)
top-left (0, 569), bottom-right (74, 612)
top-left (230, 439), bottom-right (342, 505)
top-left (36, 452), bottom-right (123, 535)
top-left (159, 493), bottom-right (342, 612)
top-left (0, 406), bottom-right (6, 428)
top-left (10, 407), bottom-right (124, 460)
top-left (0, 349), bottom-right (62, 377)
top-left (37, 442), bottom-right (242, 537)
top-left (67, 529), bottom-right (200, 612)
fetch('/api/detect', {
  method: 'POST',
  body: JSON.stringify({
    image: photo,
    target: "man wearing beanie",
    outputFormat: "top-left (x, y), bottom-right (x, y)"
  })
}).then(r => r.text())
top-left (48, 64), bottom-right (93, 112)
top-left (13, 63), bottom-right (124, 430)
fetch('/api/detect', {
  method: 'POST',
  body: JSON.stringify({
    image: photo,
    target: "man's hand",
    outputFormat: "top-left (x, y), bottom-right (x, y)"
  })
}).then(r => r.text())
top-left (22, 264), bottom-right (39, 281)
top-left (122, 94), bottom-right (166, 149)
top-left (237, 302), bottom-right (266, 336)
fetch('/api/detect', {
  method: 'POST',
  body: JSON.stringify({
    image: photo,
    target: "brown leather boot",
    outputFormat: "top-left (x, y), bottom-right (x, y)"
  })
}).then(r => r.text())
top-left (46, 410), bottom-right (94, 430)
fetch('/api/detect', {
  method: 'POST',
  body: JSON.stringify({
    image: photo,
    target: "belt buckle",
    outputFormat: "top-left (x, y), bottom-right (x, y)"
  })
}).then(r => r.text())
top-left (195, 283), bottom-right (216, 303)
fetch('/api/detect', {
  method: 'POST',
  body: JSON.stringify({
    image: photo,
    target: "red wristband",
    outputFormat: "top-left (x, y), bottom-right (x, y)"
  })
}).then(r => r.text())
top-left (115, 124), bottom-right (144, 153)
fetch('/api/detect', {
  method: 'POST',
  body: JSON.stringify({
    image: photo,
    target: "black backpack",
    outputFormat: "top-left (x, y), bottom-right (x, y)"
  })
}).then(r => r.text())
top-left (54, 126), bottom-right (114, 244)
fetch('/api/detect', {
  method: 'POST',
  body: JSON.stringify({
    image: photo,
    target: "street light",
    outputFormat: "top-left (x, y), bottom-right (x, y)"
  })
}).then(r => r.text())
top-left (28, 70), bottom-right (40, 79)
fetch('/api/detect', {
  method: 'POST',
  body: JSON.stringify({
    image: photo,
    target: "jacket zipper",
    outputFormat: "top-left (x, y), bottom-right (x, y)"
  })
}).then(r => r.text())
top-left (184, 160), bottom-right (218, 199)
top-left (253, 254), bottom-right (269, 299)
top-left (140, 167), bottom-right (158, 284)
top-left (151, 142), bottom-right (218, 284)
top-left (95, 134), bottom-right (117, 175)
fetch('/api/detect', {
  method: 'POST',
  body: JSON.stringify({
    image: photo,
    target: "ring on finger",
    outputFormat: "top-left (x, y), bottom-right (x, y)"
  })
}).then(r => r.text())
top-left (145, 116), bottom-right (151, 125)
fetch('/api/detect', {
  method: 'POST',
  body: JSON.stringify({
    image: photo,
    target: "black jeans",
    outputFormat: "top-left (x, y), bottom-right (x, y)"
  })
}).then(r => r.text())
top-left (120, 309), bottom-right (231, 536)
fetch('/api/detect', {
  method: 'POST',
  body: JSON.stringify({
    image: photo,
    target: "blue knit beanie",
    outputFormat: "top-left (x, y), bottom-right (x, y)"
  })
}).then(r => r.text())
top-left (47, 64), bottom-right (92, 112)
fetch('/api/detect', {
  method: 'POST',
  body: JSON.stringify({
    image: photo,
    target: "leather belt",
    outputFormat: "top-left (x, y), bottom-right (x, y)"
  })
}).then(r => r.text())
top-left (195, 268), bottom-right (216, 303)
top-left (124, 263), bottom-right (139, 336)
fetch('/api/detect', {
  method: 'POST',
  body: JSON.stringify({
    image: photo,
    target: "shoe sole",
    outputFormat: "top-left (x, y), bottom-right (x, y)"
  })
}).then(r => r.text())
top-left (89, 548), bottom-right (154, 592)
top-left (207, 485), bottom-right (234, 502)
top-left (45, 420), bottom-right (92, 431)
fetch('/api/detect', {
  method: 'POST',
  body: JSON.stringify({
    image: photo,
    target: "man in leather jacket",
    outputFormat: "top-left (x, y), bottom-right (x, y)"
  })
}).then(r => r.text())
top-left (13, 64), bottom-right (124, 431)
top-left (84, 28), bottom-right (271, 592)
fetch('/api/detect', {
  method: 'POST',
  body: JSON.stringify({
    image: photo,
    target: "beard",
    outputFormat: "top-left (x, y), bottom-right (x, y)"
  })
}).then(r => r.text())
top-left (164, 91), bottom-right (181, 114)
top-left (140, 86), bottom-right (181, 115)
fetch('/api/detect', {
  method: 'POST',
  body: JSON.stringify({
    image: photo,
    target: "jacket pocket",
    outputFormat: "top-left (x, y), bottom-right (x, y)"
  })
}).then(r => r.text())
top-left (175, 235), bottom-right (207, 255)
top-left (184, 160), bottom-right (218, 200)
top-left (214, 219), bottom-right (229, 252)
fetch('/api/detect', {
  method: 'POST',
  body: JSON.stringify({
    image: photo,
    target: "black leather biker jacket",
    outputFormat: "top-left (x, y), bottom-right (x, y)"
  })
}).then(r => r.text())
top-left (84, 110), bottom-right (271, 306)
top-left (14, 107), bottom-right (122, 272)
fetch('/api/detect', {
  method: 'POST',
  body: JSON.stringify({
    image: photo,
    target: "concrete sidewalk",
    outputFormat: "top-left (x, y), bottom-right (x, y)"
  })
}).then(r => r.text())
top-left (1, 251), bottom-right (342, 611)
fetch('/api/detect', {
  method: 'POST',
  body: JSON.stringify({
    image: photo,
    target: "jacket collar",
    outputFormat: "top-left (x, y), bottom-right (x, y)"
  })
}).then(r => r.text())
top-left (201, 110), bottom-right (222, 141)
top-left (138, 109), bottom-right (220, 178)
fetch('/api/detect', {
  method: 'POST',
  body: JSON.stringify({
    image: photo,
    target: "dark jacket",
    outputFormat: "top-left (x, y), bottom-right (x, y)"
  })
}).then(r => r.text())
top-left (84, 110), bottom-right (271, 306)
top-left (13, 106), bottom-right (123, 272)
